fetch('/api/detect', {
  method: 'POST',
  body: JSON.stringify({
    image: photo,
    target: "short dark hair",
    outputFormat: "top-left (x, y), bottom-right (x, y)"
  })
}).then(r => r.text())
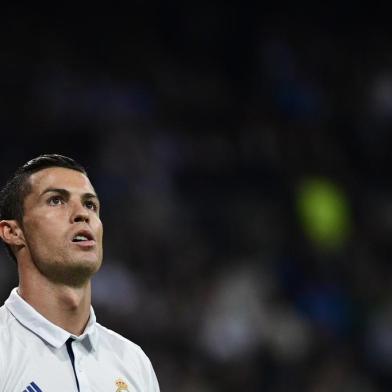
top-left (0, 154), bottom-right (86, 262)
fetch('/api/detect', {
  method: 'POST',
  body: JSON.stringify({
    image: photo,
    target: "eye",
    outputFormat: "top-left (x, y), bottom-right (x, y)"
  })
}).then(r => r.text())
top-left (85, 199), bottom-right (98, 211)
top-left (48, 196), bottom-right (64, 206)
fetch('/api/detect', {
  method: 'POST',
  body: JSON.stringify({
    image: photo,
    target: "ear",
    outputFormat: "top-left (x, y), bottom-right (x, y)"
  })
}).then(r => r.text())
top-left (0, 220), bottom-right (25, 246)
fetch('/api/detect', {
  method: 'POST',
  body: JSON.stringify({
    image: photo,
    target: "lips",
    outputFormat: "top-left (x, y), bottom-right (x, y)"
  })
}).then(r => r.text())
top-left (71, 229), bottom-right (96, 247)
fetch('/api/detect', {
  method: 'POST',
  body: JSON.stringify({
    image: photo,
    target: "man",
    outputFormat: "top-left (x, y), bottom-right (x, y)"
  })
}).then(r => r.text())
top-left (0, 154), bottom-right (160, 391)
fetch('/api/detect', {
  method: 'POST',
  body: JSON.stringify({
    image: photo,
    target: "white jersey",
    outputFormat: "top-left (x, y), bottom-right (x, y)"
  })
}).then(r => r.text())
top-left (0, 288), bottom-right (160, 392)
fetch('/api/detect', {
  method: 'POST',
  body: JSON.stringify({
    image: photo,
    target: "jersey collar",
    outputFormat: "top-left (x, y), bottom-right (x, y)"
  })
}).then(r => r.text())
top-left (5, 287), bottom-right (98, 351)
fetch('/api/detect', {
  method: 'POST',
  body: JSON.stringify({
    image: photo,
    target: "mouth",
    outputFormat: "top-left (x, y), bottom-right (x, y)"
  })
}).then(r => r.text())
top-left (71, 230), bottom-right (96, 247)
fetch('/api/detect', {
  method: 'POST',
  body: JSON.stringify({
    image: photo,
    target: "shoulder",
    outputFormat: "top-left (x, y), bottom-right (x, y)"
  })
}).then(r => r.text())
top-left (0, 304), bottom-right (16, 337)
top-left (0, 304), bottom-right (20, 352)
top-left (95, 323), bottom-right (159, 390)
top-left (0, 304), bottom-right (16, 375)
top-left (0, 303), bottom-right (9, 324)
top-left (96, 322), bottom-right (151, 363)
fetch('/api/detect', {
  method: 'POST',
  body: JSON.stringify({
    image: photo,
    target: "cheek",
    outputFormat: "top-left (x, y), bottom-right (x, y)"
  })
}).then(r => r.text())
top-left (94, 219), bottom-right (104, 240)
top-left (26, 226), bottom-right (61, 249)
top-left (24, 213), bottom-right (65, 244)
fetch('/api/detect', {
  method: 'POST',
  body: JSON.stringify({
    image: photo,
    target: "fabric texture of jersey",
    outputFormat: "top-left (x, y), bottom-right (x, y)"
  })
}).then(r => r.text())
top-left (0, 288), bottom-right (160, 392)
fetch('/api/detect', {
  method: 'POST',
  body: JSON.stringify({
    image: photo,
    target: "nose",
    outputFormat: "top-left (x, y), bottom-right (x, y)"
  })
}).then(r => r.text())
top-left (70, 201), bottom-right (89, 223)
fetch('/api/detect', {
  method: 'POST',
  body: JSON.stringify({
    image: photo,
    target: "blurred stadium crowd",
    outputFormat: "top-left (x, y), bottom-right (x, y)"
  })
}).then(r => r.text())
top-left (1, 6), bottom-right (392, 391)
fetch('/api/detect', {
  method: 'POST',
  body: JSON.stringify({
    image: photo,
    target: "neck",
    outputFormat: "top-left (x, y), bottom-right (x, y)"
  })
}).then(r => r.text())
top-left (18, 267), bottom-right (92, 336)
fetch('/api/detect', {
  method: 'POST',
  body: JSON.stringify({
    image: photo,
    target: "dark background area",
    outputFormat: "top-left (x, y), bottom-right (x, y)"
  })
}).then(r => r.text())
top-left (1, 5), bottom-right (392, 391)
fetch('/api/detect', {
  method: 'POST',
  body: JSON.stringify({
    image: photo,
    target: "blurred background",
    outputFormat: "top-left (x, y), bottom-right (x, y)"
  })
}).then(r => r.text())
top-left (1, 5), bottom-right (392, 391)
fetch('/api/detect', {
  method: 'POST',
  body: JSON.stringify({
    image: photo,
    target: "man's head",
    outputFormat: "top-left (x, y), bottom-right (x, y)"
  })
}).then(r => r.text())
top-left (0, 154), bottom-right (103, 287)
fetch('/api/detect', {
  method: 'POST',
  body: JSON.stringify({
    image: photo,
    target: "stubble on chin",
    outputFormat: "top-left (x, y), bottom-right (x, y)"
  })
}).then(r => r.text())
top-left (33, 257), bottom-right (102, 288)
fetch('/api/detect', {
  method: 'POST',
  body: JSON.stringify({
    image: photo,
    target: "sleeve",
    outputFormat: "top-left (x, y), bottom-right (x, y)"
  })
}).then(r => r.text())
top-left (147, 358), bottom-right (160, 392)
top-left (135, 345), bottom-right (160, 392)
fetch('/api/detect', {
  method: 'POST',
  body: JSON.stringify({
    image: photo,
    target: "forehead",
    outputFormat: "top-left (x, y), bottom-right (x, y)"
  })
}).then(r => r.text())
top-left (27, 167), bottom-right (95, 195)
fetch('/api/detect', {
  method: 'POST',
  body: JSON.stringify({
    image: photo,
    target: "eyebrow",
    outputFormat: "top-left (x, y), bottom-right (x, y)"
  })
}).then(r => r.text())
top-left (41, 188), bottom-right (100, 202)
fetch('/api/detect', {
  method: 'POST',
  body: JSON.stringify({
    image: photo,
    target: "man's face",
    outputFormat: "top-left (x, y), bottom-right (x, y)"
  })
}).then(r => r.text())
top-left (21, 167), bottom-right (103, 287)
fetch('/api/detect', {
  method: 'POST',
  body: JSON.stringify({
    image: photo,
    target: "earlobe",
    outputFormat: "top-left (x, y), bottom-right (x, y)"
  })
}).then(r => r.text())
top-left (0, 220), bottom-right (25, 246)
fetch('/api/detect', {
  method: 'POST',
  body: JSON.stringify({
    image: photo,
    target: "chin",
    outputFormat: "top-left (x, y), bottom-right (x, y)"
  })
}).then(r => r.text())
top-left (35, 257), bottom-right (102, 288)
